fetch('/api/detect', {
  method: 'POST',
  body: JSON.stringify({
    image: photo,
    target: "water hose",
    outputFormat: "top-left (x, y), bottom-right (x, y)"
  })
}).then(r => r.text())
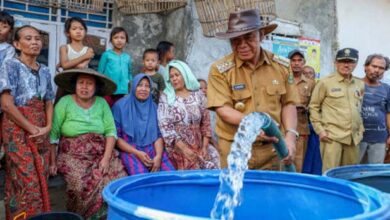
top-left (258, 112), bottom-right (296, 172)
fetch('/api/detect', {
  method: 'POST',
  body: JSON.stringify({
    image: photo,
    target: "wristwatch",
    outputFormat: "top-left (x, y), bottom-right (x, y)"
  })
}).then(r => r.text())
top-left (286, 128), bottom-right (299, 138)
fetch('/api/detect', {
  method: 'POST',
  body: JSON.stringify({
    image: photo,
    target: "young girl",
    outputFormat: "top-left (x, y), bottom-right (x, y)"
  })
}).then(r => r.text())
top-left (98, 27), bottom-right (132, 107)
top-left (56, 17), bottom-right (94, 103)
top-left (59, 17), bottom-right (94, 70)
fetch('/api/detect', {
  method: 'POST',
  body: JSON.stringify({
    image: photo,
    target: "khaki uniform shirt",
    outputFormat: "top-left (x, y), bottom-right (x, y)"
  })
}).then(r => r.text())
top-left (207, 50), bottom-right (300, 141)
top-left (295, 74), bottom-right (316, 135)
top-left (309, 72), bottom-right (365, 145)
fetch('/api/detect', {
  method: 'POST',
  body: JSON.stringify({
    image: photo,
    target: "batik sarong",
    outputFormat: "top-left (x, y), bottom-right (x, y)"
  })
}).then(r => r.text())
top-left (3, 98), bottom-right (51, 220)
top-left (57, 133), bottom-right (127, 219)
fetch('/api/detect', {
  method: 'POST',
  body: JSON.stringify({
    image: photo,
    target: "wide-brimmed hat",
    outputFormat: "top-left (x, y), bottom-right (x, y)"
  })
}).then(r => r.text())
top-left (215, 9), bottom-right (277, 39)
top-left (54, 68), bottom-right (117, 96)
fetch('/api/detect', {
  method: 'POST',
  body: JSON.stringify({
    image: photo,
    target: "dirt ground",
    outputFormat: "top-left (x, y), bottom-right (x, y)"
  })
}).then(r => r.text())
top-left (0, 172), bottom-right (67, 220)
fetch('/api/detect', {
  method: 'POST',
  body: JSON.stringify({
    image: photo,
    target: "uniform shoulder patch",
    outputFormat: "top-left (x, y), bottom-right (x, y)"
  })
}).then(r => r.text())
top-left (273, 55), bottom-right (290, 67)
top-left (216, 60), bottom-right (235, 74)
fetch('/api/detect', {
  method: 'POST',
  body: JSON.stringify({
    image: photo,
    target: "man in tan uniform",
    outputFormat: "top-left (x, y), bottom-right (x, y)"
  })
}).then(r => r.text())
top-left (288, 49), bottom-right (316, 172)
top-left (207, 9), bottom-right (300, 170)
top-left (309, 48), bottom-right (364, 173)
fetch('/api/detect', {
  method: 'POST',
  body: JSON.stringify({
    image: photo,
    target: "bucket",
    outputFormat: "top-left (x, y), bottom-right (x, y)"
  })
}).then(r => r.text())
top-left (324, 164), bottom-right (390, 193)
top-left (103, 170), bottom-right (390, 220)
top-left (27, 212), bottom-right (83, 220)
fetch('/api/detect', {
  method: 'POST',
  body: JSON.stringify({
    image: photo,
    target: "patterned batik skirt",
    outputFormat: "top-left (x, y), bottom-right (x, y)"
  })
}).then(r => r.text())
top-left (3, 98), bottom-right (51, 220)
top-left (168, 144), bottom-right (220, 170)
top-left (57, 133), bottom-right (127, 219)
top-left (120, 143), bottom-right (176, 175)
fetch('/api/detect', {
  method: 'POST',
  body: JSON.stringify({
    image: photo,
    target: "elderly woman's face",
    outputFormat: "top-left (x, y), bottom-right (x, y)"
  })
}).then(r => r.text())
top-left (135, 78), bottom-right (150, 101)
top-left (75, 74), bottom-right (96, 100)
top-left (14, 27), bottom-right (42, 57)
top-left (169, 67), bottom-right (185, 91)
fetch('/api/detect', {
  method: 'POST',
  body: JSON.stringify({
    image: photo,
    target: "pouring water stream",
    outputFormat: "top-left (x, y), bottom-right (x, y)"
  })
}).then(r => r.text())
top-left (211, 112), bottom-right (296, 220)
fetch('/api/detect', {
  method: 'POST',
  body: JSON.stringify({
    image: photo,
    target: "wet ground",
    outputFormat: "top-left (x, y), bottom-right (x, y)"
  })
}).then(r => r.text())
top-left (0, 170), bottom-right (67, 220)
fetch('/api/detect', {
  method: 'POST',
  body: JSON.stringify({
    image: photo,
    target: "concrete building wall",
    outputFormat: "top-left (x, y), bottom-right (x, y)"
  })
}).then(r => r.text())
top-left (336, 0), bottom-right (390, 78)
top-left (114, 0), bottom-right (337, 79)
top-left (112, 4), bottom-right (194, 74)
top-left (275, 0), bottom-right (337, 77)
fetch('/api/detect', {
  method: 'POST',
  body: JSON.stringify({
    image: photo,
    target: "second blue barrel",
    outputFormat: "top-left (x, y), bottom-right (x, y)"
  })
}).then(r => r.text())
top-left (103, 170), bottom-right (390, 219)
top-left (324, 164), bottom-right (390, 193)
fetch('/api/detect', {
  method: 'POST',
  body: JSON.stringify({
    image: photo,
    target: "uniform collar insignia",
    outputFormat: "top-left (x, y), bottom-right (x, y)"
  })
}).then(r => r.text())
top-left (216, 60), bottom-right (235, 74)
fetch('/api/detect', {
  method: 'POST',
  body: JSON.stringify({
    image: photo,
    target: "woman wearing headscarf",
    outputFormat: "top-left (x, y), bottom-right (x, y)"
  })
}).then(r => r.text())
top-left (158, 60), bottom-right (220, 170)
top-left (112, 74), bottom-right (175, 174)
top-left (50, 68), bottom-right (127, 219)
top-left (0, 25), bottom-right (54, 219)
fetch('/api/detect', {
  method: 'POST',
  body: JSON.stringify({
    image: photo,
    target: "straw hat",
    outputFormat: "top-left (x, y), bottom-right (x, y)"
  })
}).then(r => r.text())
top-left (54, 68), bottom-right (117, 96)
top-left (215, 9), bottom-right (277, 39)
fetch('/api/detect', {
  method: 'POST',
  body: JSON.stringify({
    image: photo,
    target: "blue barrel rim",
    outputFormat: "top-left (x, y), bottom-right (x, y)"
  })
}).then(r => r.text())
top-left (103, 170), bottom-right (390, 220)
top-left (103, 170), bottom-right (209, 220)
top-left (27, 211), bottom-right (83, 220)
top-left (324, 164), bottom-right (390, 179)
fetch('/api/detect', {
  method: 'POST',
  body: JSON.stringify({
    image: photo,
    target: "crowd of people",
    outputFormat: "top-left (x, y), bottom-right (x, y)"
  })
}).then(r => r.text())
top-left (0, 8), bottom-right (389, 220)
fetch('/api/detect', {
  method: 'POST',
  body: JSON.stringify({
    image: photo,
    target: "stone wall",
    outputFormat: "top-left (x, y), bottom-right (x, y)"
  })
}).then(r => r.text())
top-left (114, 0), bottom-right (337, 79)
top-left (275, 0), bottom-right (337, 76)
top-left (112, 3), bottom-right (193, 74)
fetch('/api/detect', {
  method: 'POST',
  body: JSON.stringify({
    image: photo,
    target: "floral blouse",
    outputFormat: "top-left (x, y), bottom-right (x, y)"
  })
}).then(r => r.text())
top-left (0, 58), bottom-right (54, 106)
top-left (158, 90), bottom-right (212, 151)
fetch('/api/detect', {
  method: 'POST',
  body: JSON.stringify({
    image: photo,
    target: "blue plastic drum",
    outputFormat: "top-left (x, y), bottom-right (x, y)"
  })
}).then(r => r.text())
top-left (103, 170), bottom-right (390, 220)
top-left (325, 164), bottom-right (390, 193)
top-left (27, 212), bottom-right (83, 220)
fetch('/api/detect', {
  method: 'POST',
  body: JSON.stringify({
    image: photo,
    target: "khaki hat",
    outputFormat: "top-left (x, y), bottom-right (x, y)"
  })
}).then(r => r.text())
top-left (215, 9), bottom-right (277, 39)
top-left (54, 68), bottom-right (117, 96)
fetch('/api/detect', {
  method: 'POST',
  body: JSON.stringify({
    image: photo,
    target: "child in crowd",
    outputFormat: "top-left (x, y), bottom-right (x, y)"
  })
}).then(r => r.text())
top-left (0, 11), bottom-right (14, 167)
top-left (198, 78), bottom-right (207, 96)
top-left (98, 27), bottom-right (132, 107)
top-left (197, 78), bottom-right (219, 149)
top-left (142, 49), bottom-right (165, 103)
top-left (59, 17), bottom-right (94, 70)
top-left (0, 11), bottom-right (15, 65)
top-left (56, 17), bottom-right (94, 103)
top-left (156, 41), bottom-right (175, 82)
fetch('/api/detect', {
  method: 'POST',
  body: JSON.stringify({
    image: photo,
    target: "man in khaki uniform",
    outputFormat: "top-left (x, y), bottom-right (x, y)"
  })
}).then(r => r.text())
top-left (309, 48), bottom-right (364, 173)
top-left (207, 9), bottom-right (300, 170)
top-left (288, 49), bottom-right (316, 172)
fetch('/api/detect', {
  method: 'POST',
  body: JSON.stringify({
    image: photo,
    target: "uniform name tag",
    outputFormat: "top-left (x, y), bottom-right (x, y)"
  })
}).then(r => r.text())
top-left (331, 88), bottom-right (342, 92)
top-left (233, 83), bottom-right (246, 90)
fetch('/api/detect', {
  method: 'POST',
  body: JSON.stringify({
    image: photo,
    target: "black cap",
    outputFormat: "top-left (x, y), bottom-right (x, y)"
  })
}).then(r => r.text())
top-left (288, 49), bottom-right (305, 59)
top-left (336, 48), bottom-right (359, 62)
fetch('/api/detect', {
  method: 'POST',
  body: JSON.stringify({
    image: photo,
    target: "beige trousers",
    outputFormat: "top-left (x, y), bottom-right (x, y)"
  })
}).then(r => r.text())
top-left (218, 138), bottom-right (280, 170)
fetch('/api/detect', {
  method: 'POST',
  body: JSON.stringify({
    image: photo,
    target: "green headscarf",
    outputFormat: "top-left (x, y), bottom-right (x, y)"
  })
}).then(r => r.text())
top-left (164, 60), bottom-right (200, 106)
